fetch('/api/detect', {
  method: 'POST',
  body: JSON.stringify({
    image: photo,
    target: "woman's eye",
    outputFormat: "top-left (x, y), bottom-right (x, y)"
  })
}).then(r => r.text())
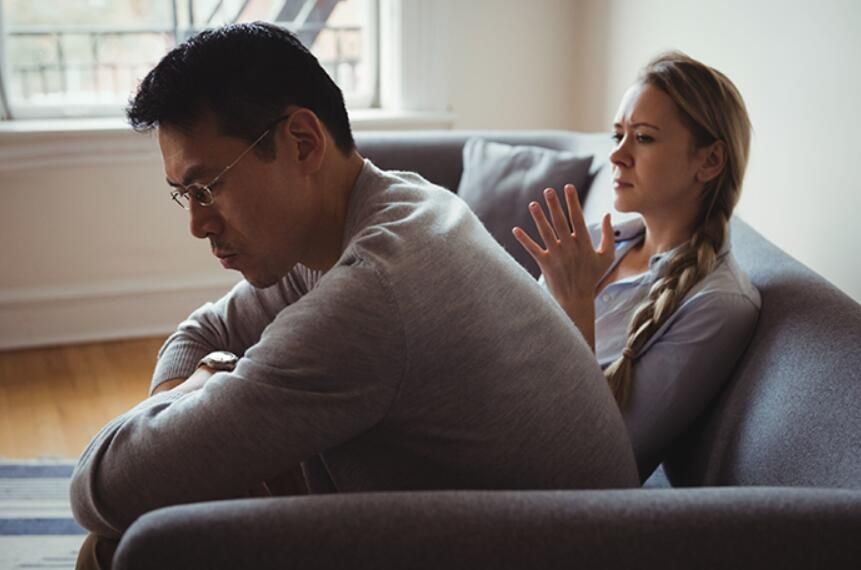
top-left (611, 133), bottom-right (623, 143)
top-left (635, 134), bottom-right (654, 143)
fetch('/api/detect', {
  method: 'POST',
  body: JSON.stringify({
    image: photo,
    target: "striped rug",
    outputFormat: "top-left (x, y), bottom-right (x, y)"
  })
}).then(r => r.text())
top-left (0, 459), bottom-right (85, 569)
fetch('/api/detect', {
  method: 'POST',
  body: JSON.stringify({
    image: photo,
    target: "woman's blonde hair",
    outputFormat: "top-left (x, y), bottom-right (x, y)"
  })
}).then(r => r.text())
top-left (604, 51), bottom-right (752, 408)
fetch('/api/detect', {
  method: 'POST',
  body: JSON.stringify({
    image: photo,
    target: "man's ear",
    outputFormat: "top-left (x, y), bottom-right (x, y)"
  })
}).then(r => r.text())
top-left (696, 140), bottom-right (727, 184)
top-left (281, 108), bottom-right (327, 174)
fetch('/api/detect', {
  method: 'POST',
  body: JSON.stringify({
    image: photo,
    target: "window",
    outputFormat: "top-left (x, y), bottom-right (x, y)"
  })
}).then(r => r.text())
top-left (0, 0), bottom-right (378, 119)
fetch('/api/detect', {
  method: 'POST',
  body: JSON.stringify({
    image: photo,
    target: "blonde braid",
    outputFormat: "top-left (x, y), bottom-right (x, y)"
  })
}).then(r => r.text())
top-left (604, 212), bottom-right (728, 408)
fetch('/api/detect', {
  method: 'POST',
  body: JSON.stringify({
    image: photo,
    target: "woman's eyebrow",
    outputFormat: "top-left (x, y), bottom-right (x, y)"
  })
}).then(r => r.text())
top-left (614, 121), bottom-right (661, 130)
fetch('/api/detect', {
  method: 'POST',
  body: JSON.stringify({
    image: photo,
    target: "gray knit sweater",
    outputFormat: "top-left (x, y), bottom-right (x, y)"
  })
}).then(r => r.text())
top-left (71, 160), bottom-right (637, 538)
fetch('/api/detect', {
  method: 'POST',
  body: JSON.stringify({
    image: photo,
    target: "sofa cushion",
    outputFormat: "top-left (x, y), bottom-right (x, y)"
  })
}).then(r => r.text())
top-left (457, 138), bottom-right (593, 277)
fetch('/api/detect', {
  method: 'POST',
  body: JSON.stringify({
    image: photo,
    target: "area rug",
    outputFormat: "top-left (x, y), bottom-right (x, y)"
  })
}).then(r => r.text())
top-left (0, 459), bottom-right (85, 569)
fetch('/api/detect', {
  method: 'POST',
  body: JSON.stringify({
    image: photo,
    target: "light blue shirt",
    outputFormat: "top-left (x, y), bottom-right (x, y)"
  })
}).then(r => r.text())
top-left (541, 217), bottom-right (761, 481)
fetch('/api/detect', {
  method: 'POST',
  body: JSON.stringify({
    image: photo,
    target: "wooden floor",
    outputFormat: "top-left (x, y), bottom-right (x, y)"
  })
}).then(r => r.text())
top-left (0, 336), bottom-right (167, 459)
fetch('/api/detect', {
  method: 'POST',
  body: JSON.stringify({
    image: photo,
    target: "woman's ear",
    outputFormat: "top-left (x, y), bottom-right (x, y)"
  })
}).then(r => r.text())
top-left (282, 108), bottom-right (327, 174)
top-left (696, 140), bottom-right (727, 184)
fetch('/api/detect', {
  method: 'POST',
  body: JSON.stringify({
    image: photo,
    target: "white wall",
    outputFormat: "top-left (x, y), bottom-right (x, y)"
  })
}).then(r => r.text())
top-left (569, 0), bottom-right (861, 304)
top-left (0, 131), bottom-right (241, 349)
top-left (446, 0), bottom-right (580, 129)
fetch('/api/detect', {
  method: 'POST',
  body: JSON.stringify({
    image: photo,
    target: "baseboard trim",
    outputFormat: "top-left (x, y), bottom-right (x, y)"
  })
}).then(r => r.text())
top-left (0, 275), bottom-right (241, 350)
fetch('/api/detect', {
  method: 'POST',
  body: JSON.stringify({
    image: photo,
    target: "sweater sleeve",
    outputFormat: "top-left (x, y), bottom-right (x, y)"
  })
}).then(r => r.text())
top-left (70, 259), bottom-right (404, 537)
top-left (149, 265), bottom-right (317, 394)
top-left (622, 291), bottom-right (760, 481)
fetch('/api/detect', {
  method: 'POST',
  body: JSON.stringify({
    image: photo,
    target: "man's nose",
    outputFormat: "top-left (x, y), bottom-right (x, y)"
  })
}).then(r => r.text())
top-left (188, 200), bottom-right (222, 239)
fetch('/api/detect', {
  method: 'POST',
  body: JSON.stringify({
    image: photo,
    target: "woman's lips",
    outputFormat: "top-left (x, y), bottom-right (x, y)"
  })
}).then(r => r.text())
top-left (613, 179), bottom-right (633, 189)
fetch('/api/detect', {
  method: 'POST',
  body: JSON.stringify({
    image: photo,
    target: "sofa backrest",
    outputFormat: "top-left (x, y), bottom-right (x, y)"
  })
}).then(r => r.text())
top-left (665, 217), bottom-right (861, 489)
top-left (355, 130), bottom-right (861, 490)
top-left (355, 130), bottom-right (613, 205)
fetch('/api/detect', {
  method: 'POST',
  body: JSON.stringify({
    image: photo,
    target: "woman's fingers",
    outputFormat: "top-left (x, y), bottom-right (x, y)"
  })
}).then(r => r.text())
top-left (597, 212), bottom-right (616, 261)
top-left (528, 200), bottom-right (559, 249)
top-left (543, 188), bottom-right (573, 242)
top-left (564, 184), bottom-right (591, 238)
top-left (512, 226), bottom-right (546, 262)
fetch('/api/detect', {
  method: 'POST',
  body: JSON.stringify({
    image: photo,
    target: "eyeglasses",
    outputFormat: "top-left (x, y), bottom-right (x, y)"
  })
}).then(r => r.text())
top-left (169, 114), bottom-right (291, 210)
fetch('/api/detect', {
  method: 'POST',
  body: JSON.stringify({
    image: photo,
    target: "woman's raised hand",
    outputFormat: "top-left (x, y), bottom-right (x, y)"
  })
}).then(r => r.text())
top-left (512, 184), bottom-right (615, 347)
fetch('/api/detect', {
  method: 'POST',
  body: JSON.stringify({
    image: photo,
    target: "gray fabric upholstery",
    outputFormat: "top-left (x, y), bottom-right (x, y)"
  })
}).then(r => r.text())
top-left (115, 488), bottom-right (861, 570)
top-left (665, 218), bottom-right (861, 488)
top-left (114, 130), bottom-right (861, 568)
top-left (457, 138), bottom-right (594, 277)
top-left (355, 130), bottom-right (612, 196)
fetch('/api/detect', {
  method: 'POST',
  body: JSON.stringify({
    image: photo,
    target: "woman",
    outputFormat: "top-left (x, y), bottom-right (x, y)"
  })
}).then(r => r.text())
top-left (513, 52), bottom-right (761, 482)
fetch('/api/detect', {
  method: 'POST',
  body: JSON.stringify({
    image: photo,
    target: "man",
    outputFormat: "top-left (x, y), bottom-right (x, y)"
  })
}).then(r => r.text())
top-left (71, 22), bottom-right (637, 567)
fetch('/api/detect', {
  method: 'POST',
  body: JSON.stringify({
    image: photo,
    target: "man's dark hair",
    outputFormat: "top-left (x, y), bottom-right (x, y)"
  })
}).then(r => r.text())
top-left (127, 22), bottom-right (355, 155)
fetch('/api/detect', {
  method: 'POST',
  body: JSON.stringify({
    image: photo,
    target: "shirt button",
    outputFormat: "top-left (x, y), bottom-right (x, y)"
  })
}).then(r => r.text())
top-left (602, 294), bottom-right (611, 303)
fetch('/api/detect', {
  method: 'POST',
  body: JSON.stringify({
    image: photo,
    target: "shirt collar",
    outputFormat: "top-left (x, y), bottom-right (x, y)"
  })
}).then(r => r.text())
top-left (610, 217), bottom-right (732, 280)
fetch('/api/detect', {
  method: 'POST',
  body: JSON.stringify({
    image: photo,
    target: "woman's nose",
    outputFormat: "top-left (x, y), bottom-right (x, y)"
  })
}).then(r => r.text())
top-left (609, 138), bottom-right (632, 169)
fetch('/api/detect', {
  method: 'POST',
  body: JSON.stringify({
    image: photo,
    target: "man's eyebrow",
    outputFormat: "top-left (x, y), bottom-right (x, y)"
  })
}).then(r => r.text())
top-left (166, 165), bottom-right (207, 188)
top-left (613, 121), bottom-right (661, 130)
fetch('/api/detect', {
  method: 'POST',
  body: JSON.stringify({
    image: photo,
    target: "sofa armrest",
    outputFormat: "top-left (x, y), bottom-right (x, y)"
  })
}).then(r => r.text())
top-left (114, 487), bottom-right (861, 569)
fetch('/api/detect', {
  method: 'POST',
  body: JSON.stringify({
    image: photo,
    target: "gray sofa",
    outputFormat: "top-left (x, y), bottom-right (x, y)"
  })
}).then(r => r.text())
top-left (114, 131), bottom-right (861, 569)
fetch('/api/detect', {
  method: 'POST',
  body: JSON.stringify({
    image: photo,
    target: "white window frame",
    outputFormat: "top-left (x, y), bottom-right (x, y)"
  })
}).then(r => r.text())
top-left (0, 2), bottom-right (9, 120)
top-left (0, 0), bottom-right (454, 173)
top-left (0, 0), bottom-right (382, 120)
top-left (378, 0), bottom-right (449, 114)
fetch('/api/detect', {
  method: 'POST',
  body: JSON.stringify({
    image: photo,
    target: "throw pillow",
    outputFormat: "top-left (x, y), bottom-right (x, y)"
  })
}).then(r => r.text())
top-left (457, 137), bottom-right (593, 278)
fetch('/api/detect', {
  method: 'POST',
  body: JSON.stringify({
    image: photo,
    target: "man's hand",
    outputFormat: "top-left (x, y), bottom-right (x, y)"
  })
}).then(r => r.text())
top-left (512, 184), bottom-right (615, 351)
top-left (150, 366), bottom-right (216, 396)
top-left (151, 378), bottom-right (184, 395)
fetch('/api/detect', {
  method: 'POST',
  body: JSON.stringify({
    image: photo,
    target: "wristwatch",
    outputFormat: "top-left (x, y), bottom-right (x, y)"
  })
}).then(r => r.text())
top-left (197, 351), bottom-right (239, 372)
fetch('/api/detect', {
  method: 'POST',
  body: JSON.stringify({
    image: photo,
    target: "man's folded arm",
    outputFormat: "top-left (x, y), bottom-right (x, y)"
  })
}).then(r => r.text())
top-left (70, 261), bottom-right (405, 537)
top-left (150, 268), bottom-right (314, 395)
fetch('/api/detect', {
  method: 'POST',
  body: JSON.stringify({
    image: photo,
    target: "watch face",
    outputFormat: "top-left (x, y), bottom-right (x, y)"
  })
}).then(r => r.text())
top-left (201, 351), bottom-right (238, 370)
top-left (209, 352), bottom-right (235, 364)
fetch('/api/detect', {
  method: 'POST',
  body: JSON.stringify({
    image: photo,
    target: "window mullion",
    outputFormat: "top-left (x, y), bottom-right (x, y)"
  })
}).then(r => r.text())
top-left (378, 0), bottom-right (449, 114)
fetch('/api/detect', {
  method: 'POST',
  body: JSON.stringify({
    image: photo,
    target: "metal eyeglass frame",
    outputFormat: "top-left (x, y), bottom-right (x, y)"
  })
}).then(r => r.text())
top-left (169, 113), bottom-right (292, 210)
